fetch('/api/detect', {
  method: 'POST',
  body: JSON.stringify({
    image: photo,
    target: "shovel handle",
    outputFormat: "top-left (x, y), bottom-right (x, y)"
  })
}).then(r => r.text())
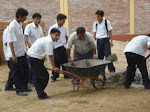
top-left (146, 54), bottom-right (150, 60)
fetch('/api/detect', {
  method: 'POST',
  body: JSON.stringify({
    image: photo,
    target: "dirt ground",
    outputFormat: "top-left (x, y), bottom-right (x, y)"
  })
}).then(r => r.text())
top-left (0, 41), bottom-right (150, 112)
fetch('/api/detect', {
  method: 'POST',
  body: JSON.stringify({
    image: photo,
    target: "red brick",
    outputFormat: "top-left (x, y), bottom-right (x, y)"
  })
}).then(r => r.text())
top-left (0, 0), bottom-right (150, 36)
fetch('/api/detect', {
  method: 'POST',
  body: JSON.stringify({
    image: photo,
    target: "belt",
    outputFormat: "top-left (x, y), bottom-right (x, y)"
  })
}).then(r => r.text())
top-left (97, 38), bottom-right (109, 40)
top-left (54, 45), bottom-right (66, 51)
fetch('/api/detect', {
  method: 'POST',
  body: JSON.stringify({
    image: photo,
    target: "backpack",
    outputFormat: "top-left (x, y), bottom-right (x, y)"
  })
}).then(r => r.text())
top-left (95, 20), bottom-right (109, 38)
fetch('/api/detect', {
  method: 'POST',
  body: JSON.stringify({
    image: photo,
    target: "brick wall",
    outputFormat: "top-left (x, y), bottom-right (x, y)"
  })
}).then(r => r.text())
top-left (0, 22), bottom-right (10, 64)
top-left (0, 0), bottom-right (150, 35)
top-left (135, 0), bottom-right (150, 34)
top-left (68, 0), bottom-right (130, 35)
top-left (0, 0), bottom-right (60, 35)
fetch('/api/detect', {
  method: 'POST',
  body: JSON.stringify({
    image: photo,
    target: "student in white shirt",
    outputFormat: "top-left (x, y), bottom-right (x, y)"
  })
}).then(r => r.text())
top-left (123, 34), bottom-right (150, 89)
top-left (7, 8), bottom-right (31, 96)
top-left (93, 10), bottom-right (115, 74)
top-left (48, 14), bottom-right (69, 82)
top-left (3, 26), bottom-right (14, 91)
top-left (24, 13), bottom-right (44, 85)
top-left (28, 28), bottom-right (59, 100)
top-left (24, 13), bottom-right (44, 48)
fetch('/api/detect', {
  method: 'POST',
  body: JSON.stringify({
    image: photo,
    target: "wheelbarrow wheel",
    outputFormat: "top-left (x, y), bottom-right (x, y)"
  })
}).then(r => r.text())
top-left (92, 74), bottom-right (106, 89)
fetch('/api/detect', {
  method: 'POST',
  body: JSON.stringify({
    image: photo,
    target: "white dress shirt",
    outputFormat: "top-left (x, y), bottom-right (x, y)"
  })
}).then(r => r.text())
top-left (124, 35), bottom-right (150, 56)
top-left (67, 32), bottom-right (96, 55)
top-left (3, 26), bottom-right (11, 61)
top-left (48, 23), bottom-right (67, 48)
top-left (24, 22), bottom-right (44, 46)
top-left (93, 17), bottom-right (112, 39)
top-left (27, 35), bottom-right (54, 60)
top-left (7, 19), bottom-right (26, 57)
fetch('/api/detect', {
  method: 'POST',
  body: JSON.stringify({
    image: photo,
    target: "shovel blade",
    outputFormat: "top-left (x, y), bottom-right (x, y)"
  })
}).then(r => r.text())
top-left (105, 54), bottom-right (118, 62)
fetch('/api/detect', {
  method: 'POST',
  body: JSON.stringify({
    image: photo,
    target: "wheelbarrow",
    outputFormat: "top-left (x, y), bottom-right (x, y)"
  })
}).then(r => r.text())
top-left (47, 59), bottom-right (111, 91)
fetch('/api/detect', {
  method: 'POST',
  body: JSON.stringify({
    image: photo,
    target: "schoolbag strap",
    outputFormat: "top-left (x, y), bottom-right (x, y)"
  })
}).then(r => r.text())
top-left (105, 20), bottom-right (108, 32)
top-left (105, 20), bottom-right (109, 38)
top-left (96, 21), bottom-right (98, 32)
top-left (95, 20), bottom-right (108, 32)
top-left (95, 20), bottom-right (109, 38)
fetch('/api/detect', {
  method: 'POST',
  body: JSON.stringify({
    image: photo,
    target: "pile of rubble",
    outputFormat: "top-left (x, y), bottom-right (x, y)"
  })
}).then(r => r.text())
top-left (106, 68), bottom-right (144, 88)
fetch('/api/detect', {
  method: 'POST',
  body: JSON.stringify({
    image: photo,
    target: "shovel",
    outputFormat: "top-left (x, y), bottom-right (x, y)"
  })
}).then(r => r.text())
top-left (105, 54), bottom-right (118, 62)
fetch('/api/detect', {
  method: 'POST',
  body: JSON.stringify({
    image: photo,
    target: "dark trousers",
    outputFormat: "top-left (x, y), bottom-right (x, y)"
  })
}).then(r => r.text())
top-left (124, 52), bottom-right (150, 86)
top-left (73, 49), bottom-right (93, 61)
top-left (97, 39), bottom-right (115, 72)
top-left (10, 56), bottom-right (29, 93)
top-left (28, 57), bottom-right (49, 98)
top-left (27, 57), bottom-right (36, 84)
top-left (28, 66), bottom-right (35, 84)
top-left (5, 60), bottom-right (14, 88)
top-left (73, 49), bottom-right (93, 81)
top-left (52, 46), bottom-right (68, 80)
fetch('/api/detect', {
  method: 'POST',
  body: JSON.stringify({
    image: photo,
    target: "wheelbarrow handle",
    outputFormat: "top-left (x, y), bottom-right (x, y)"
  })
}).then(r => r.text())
top-left (46, 67), bottom-right (81, 79)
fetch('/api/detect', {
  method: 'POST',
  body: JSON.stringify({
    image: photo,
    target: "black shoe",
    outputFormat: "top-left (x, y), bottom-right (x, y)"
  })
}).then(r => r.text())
top-left (25, 88), bottom-right (32, 92)
top-left (16, 92), bottom-right (27, 96)
top-left (38, 95), bottom-right (52, 100)
top-left (5, 87), bottom-right (16, 91)
top-left (5, 84), bottom-right (15, 91)
top-left (145, 84), bottom-right (150, 89)
top-left (123, 82), bottom-right (130, 89)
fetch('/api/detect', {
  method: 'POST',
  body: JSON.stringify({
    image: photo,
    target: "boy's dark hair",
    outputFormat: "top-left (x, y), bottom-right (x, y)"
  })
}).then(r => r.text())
top-left (95, 10), bottom-right (104, 16)
top-left (147, 33), bottom-right (150, 37)
top-left (50, 28), bottom-right (60, 34)
top-left (76, 27), bottom-right (86, 34)
top-left (32, 13), bottom-right (41, 19)
top-left (57, 14), bottom-right (67, 21)
top-left (16, 8), bottom-right (28, 18)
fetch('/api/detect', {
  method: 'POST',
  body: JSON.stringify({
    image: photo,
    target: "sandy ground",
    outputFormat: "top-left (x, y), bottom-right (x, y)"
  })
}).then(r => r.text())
top-left (0, 41), bottom-right (150, 112)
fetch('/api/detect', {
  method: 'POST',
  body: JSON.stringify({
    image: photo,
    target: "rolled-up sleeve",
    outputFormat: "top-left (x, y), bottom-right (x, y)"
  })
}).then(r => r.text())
top-left (3, 30), bottom-right (7, 44)
top-left (65, 27), bottom-right (67, 37)
top-left (93, 22), bottom-right (96, 33)
top-left (67, 32), bottom-right (75, 49)
top-left (40, 27), bottom-right (44, 37)
top-left (24, 25), bottom-right (30, 36)
top-left (147, 41), bottom-right (150, 45)
top-left (44, 41), bottom-right (53, 56)
top-left (86, 32), bottom-right (96, 49)
top-left (7, 27), bottom-right (17, 43)
top-left (107, 20), bottom-right (113, 31)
